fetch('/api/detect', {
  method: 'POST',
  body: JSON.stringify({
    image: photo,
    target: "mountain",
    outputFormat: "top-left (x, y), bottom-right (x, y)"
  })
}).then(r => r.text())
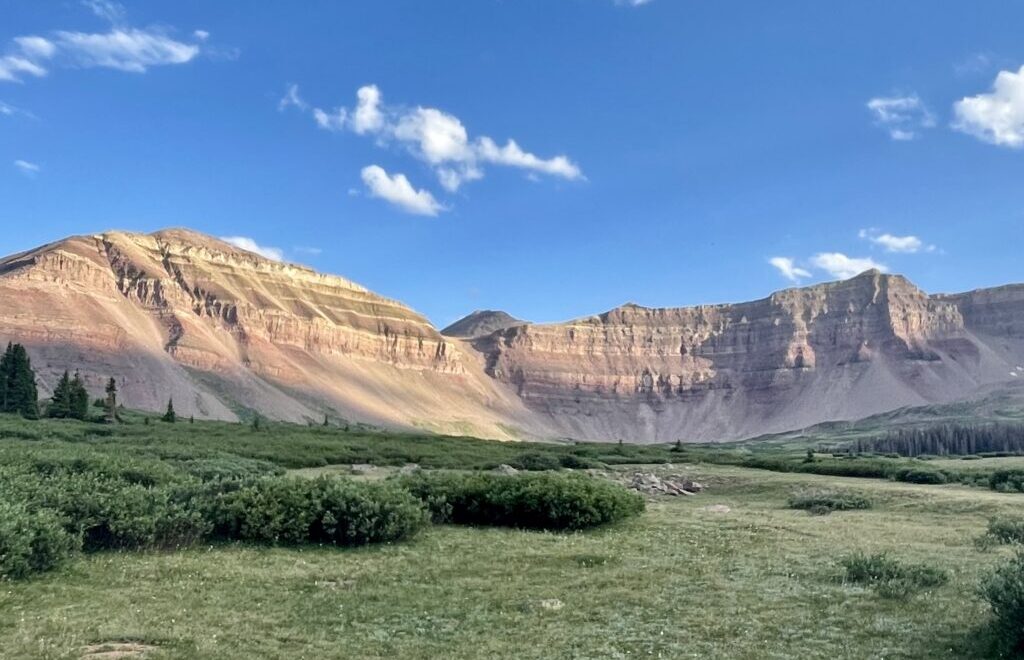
top-left (442, 310), bottom-right (527, 339)
top-left (0, 229), bottom-right (540, 439)
top-left (468, 270), bottom-right (1024, 441)
top-left (1, 228), bottom-right (1022, 442)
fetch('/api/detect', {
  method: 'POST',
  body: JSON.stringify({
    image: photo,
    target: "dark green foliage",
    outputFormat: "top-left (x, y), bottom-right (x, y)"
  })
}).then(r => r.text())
top-left (981, 551), bottom-right (1024, 656)
top-left (47, 371), bottom-right (90, 420)
top-left (894, 467), bottom-right (948, 485)
top-left (508, 451), bottom-right (562, 471)
top-left (48, 371), bottom-right (72, 418)
top-left (853, 423), bottom-right (1024, 458)
top-left (162, 398), bottom-right (176, 423)
top-left (211, 477), bottom-right (427, 546)
top-left (557, 453), bottom-right (601, 469)
top-left (0, 500), bottom-right (79, 580)
top-left (841, 552), bottom-right (948, 599)
top-left (401, 472), bottom-right (645, 531)
top-left (104, 377), bottom-right (118, 422)
top-left (70, 373), bottom-right (89, 420)
top-left (788, 488), bottom-right (872, 515)
top-left (990, 470), bottom-right (1024, 493)
top-left (983, 516), bottom-right (1024, 546)
top-left (0, 343), bottom-right (38, 418)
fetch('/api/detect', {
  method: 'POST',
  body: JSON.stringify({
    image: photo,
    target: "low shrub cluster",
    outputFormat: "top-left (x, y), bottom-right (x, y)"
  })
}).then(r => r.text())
top-left (0, 500), bottom-right (79, 580)
top-left (401, 472), bottom-right (644, 531)
top-left (210, 477), bottom-right (427, 546)
top-left (980, 516), bottom-right (1024, 548)
top-left (841, 552), bottom-right (948, 599)
top-left (980, 551), bottom-right (1024, 656)
top-left (787, 488), bottom-right (872, 515)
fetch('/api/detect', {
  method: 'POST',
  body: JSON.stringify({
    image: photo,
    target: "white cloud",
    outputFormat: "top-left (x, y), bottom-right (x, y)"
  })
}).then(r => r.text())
top-left (616, 0), bottom-right (653, 5)
top-left (303, 85), bottom-right (583, 193)
top-left (53, 29), bottom-right (199, 73)
top-left (82, 0), bottom-right (126, 24)
top-left (0, 56), bottom-right (48, 82)
top-left (361, 165), bottom-right (444, 216)
top-left (866, 95), bottom-right (935, 141)
top-left (769, 257), bottom-right (811, 283)
top-left (810, 253), bottom-right (887, 280)
top-left (1, 7), bottom-right (206, 84)
top-left (953, 65), bottom-right (1024, 148)
top-left (13, 159), bottom-right (40, 176)
top-left (221, 236), bottom-right (284, 261)
top-left (278, 83), bottom-right (307, 112)
top-left (858, 229), bottom-right (935, 254)
top-left (352, 84), bottom-right (384, 135)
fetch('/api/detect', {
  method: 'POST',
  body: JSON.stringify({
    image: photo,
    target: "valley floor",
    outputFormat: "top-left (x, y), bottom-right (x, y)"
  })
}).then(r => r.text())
top-left (1, 464), bottom-right (1015, 659)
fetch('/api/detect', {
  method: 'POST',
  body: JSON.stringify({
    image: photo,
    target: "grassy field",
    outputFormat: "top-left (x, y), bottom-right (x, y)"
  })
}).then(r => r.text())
top-left (2, 461), bottom-right (1021, 659)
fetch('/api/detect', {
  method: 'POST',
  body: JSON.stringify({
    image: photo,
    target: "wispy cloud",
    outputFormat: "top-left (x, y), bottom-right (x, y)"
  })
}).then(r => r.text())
top-left (13, 159), bottom-right (41, 176)
top-left (221, 236), bottom-right (284, 261)
top-left (866, 95), bottom-right (936, 141)
top-left (360, 165), bottom-right (445, 216)
top-left (953, 65), bottom-right (1024, 148)
top-left (859, 229), bottom-right (936, 254)
top-left (278, 83), bottom-right (307, 112)
top-left (82, 0), bottom-right (126, 24)
top-left (769, 257), bottom-right (812, 283)
top-left (615, 0), bottom-right (653, 6)
top-left (1, 2), bottom-right (211, 84)
top-left (0, 100), bottom-right (34, 118)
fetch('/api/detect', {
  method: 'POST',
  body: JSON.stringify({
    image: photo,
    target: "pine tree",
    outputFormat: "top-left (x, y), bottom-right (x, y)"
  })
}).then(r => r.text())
top-left (70, 372), bottom-right (89, 420)
top-left (48, 371), bottom-right (72, 418)
top-left (251, 414), bottom-right (261, 431)
top-left (323, 413), bottom-right (329, 427)
top-left (162, 398), bottom-right (176, 423)
top-left (189, 415), bottom-right (194, 424)
top-left (0, 343), bottom-right (38, 418)
top-left (104, 378), bottom-right (118, 423)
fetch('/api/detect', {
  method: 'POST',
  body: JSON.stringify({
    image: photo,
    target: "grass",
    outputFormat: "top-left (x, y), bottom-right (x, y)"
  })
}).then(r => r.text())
top-left (1, 462), bottom-right (1022, 658)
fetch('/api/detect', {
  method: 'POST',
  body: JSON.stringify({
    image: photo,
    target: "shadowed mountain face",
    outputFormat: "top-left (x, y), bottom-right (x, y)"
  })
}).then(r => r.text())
top-left (1, 228), bottom-right (1022, 442)
top-left (441, 310), bottom-right (527, 339)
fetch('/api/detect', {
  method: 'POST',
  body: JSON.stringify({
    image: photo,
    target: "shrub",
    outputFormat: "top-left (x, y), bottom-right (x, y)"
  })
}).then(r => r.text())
top-left (982, 516), bottom-right (1024, 546)
top-left (212, 477), bottom-right (427, 546)
top-left (841, 552), bottom-right (948, 599)
top-left (788, 488), bottom-right (872, 515)
top-left (981, 551), bottom-right (1024, 655)
top-left (401, 472), bottom-right (645, 531)
top-left (990, 470), bottom-right (1024, 493)
top-left (894, 467), bottom-right (948, 485)
top-left (557, 454), bottom-right (601, 470)
top-left (0, 500), bottom-right (79, 580)
top-left (508, 452), bottom-right (562, 471)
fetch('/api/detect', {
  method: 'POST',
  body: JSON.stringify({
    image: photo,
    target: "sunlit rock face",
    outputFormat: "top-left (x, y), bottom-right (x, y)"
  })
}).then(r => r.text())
top-left (0, 229), bottom-right (537, 439)
top-left (468, 271), bottom-right (1024, 442)
top-left (1, 228), bottom-right (1022, 443)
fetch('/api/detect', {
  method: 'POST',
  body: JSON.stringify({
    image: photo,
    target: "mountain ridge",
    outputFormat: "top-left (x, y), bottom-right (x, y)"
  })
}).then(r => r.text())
top-left (1, 228), bottom-right (1022, 442)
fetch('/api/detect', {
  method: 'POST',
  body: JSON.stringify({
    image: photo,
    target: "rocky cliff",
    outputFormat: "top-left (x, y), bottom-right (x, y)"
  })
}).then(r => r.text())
top-left (0, 229), bottom-right (539, 438)
top-left (468, 271), bottom-right (1024, 441)
top-left (1, 229), bottom-right (1022, 442)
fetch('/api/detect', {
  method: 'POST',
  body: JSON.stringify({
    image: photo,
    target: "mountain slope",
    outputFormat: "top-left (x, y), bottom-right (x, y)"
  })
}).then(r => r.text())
top-left (0, 229), bottom-right (542, 439)
top-left (0, 228), bottom-right (1022, 443)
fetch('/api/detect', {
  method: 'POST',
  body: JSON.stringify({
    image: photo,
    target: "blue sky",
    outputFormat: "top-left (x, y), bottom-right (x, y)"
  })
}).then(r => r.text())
top-left (2, 1), bottom-right (1023, 326)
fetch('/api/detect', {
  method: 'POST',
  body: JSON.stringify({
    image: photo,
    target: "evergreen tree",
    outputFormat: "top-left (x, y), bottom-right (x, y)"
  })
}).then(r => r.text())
top-left (162, 398), bottom-right (176, 423)
top-left (69, 372), bottom-right (89, 420)
top-left (323, 413), bottom-right (329, 427)
top-left (189, 415), bottom-right (194, 424)
top-left (0, 343), bottom-right (38, 418)
top-left (251, 414), bottom-right (261, 431)
top-left (104, 378), bottom-right (118, 423)
top-left (48, 371), bottom-right (72, 418)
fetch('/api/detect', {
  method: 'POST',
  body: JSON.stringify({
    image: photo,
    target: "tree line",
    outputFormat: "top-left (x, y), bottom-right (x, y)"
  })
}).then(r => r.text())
top-left (851, 423), bottom-right (1024, 457)
top-left (0, 342), bottom-right (180, 423)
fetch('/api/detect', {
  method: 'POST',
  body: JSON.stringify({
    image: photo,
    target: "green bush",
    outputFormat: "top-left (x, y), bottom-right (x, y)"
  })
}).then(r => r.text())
top-left (990, 470), bottom-right (1024, 493)
top-left (788, 489), bottom-right (872, 515)
top-left (982, 516), bottom-right (1024, 547)
top-left (212, 477), bottom-right (427, 546)
top-left (557, 454), bottom-right (601, 470)
top-left (981, 551), bottom-right (1024, 655)
top-left (894, 467), bottom-right (948, 485)
top-left (841, 552), bottom-right (948, 599)
top-left (0, 500), bottom-right (79, 580)
top-left (508, 452), bottom-right (562, 471)
top-left (401, 472), bottom-right (644, 531)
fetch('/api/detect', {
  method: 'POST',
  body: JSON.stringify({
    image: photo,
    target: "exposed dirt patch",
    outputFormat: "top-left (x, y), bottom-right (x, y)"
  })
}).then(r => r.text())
top-left (80, 641), bottom-right (157, 659)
